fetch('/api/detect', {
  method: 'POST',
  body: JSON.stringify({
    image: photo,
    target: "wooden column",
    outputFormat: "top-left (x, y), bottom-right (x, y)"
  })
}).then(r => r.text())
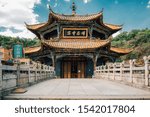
top-left (93, 54), bottom-right (98, 77)
top-left (93, 55), bottom-right (96, 71)
top-left (90, 25), bottom-right (93, 39)
top-left (50, 51), bottom-right (56, 68)
top-left (40, 34), bottom-right (44, 40)
top-left (57, 24), bottom-right (60, 38)
top-left (52, 54), bottom-right (56, 77)
top-left (93, 54), bottom-right (99, 70)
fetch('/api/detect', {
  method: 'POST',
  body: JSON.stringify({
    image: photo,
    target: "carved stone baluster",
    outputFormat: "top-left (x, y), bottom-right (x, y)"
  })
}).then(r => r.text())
top-left (35, 62), bottom-right (37, 82)
top-left (113, 63), bottom-right (116, 80)
top-left (129, 60), bottom-right (134, 83)
top-left (27, 60), bottom-right (31, 84)
top-left (0, 53), bottom-right (2, 99)
top-left (107, 64), bottom-right (110, 79)
top-left (143, 56), bottom-right (149, 86)
top-left (120, 61), bottom-right (124, 81)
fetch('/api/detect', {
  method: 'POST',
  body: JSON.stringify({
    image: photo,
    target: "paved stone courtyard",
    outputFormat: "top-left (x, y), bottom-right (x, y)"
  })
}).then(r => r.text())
top-left (5, 79), bottom-right (150, 99)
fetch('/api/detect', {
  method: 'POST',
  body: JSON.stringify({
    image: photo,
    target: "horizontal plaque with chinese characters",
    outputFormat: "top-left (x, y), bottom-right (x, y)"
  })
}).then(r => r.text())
top-left (63, 28), bottom-right (88, 38)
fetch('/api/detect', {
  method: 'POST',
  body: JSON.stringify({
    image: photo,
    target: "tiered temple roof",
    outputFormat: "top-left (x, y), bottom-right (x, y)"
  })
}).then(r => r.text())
top-left (42, 38), bottom-right (110, 50)
top-left (26, 11), bottom-right (122, 32)
top-left (24, 45), bottom-right (132, 55)
top-left (50, 11), bottom-right (103, 22)
top-left (24, 4), bottom-right (131, 56)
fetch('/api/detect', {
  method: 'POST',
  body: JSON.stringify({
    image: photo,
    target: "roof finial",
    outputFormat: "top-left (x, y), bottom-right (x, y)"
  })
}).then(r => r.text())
top-left (48, 4), bottom-right (53, 12)
top-left (71, 2), bottom-right (76, 15)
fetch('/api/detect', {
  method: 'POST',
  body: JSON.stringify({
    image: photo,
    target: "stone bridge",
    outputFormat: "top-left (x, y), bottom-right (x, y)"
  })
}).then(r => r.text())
top-left (0, 56), bottom-right (150, 100)
top-left (4, 79), bottom-right (150, 100)
top-left (0, 58), bottom-right (55, 99)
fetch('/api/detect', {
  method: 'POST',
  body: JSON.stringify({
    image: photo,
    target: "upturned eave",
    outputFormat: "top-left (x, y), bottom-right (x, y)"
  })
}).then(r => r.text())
top-left (110, 47), bottom-right (133, 55)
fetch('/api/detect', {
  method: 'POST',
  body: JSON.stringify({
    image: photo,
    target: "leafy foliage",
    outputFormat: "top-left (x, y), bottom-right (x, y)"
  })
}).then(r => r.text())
top-left (112, 28), bottom-right (150, 60)
top-left (0, 35), bottom-right (40, 49)
top-left (0, 28), bottom-right (150, 61)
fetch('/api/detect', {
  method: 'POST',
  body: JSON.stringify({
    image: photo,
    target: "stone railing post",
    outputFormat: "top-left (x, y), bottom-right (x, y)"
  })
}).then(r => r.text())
top-left (99, 66), bottom-right (101, 74)
top-left (98, 66), bottom-right (100, 75)
top-left (37, 63), bottom-right (41, 81)
top-left (42, 65), bottom-right (44, 79)
top-left (43, 66), bottom-right (44, 78)
top-left (45, 65), bottom-right (47, 79)
top-left (27, 61), bottom-right (31, 84)
top-left (35, 63), bottom-right (37, 82)
top-left (48, 66), bottom-right (50, 78)
top-left (113, 63), bottom-right (116, 80)
top-left (107, 64), bottom-right (110, 79)
top-left (94, 67), bottom-right (97, 78)
top-left (129, 60), bottom-right (134, 83)
top-left (103, 65), bottom-right (106, 79)
top-left (120, 61), bottom-right (124, 81)
top-left (0, 54), bottom-right (2, 99)
top-left (143, 56), bottom-right (149, 86)
top-left (40, 64), bottom-right (43, 80)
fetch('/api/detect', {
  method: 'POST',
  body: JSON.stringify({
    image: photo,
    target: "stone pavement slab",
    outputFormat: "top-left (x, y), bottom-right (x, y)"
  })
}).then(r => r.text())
top-left (4, 79), bottom-right (150, 100)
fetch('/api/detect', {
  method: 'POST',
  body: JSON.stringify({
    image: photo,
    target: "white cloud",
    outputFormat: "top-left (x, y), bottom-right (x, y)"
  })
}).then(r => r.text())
top-left (0, 29), bottom-right (35, 38)
top-left (54, 2), bottom-right (58, 8)
top-left (0, 0), bottom-right (41, 38)
top-left (64, 0), bottom-right (70, 2)
top-left (147, 0), bottom-right (150, 8)
top-left (47, 4), bottom-right (49, 9)
top-left (114, 0), bottom-right (118, 5)
top-left (64, 0), bottom-right (91, 4)
top-left (112, 31), bottom-right (121, 38)
top-left (83, 0), bottom-right (91, 4)
top-left (49, 0), bottom-right (58, 8)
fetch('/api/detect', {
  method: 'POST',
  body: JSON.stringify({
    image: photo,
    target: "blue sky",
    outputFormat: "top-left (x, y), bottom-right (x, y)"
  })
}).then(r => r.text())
top-left (0, 0), bottom-right (150, 38)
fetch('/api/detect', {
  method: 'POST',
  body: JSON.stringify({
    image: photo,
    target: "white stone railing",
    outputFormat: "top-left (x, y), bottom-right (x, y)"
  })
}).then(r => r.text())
top-left (0, 59), bottom-right (55, 99)
top-left (95, 56), bottom-right (150, 88)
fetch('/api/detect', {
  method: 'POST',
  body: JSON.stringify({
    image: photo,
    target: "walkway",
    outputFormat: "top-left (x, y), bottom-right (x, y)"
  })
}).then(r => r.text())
top-left (5, 79), bottom-right (150, 100)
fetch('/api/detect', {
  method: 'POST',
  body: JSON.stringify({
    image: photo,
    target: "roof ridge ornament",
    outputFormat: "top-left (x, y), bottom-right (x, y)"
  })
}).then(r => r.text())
top-left (71, 2), bottom-right (77, 16)
top-left (101, 8), bottom-right (104, 13)
top-left (48, 4), bottom-right (54, 13)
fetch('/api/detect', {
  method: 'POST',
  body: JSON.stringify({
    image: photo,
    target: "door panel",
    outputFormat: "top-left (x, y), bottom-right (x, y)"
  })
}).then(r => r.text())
top-left (68, 62), bottom-right (71, 78)
top-left (81, 62), bottom-right (85, 78)
top-left (62, 57), bottom-right (86, 78)
top-left (78, 62), bottom-right (81, 78)
top-left (78, 62), bottom-right (85, 78)
top-left (63, 62), bottom-right (67, 78)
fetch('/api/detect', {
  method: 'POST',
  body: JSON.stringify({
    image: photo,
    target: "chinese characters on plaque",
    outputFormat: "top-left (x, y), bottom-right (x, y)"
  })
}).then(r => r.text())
top-left (63, 28), bottom-right (88, 38)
